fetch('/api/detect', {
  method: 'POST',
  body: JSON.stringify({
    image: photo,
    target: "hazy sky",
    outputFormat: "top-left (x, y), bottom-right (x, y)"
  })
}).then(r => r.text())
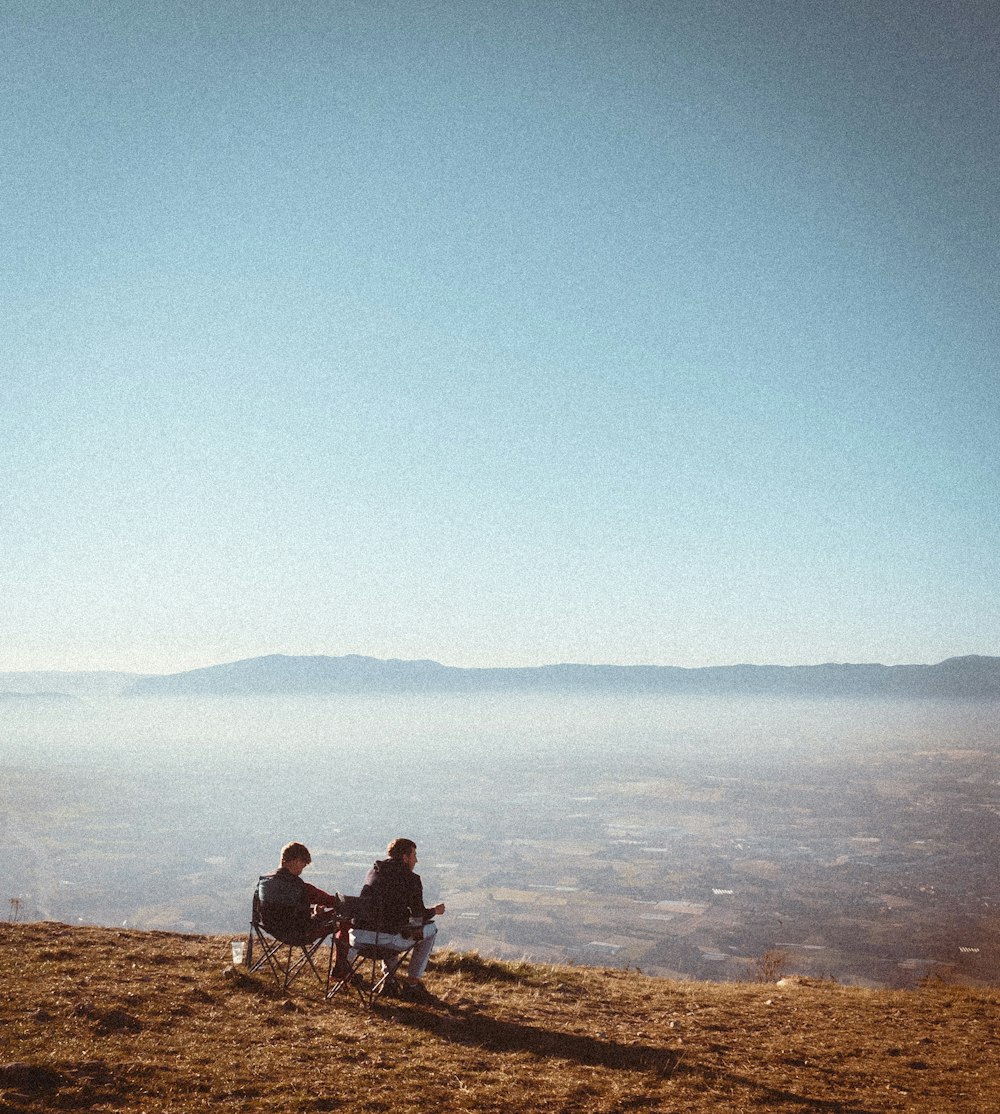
top-left (3, 0), bottom-right (998, 673)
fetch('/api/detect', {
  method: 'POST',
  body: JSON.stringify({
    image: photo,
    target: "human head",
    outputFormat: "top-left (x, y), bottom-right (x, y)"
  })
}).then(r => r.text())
top-left (281, 841), bottom-right (312, 867)
top-left (386, 838), bottom-right (416, 861)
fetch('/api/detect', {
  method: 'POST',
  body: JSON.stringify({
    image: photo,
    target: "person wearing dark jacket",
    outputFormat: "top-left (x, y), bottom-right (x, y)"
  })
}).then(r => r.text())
top-left (350, 837), bottom-right (446, 999)
top-left (257, 841), bottom-right (340, 943)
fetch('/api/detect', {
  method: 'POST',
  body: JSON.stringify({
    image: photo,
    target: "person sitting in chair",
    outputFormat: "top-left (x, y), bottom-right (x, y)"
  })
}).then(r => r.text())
top-left (350, 837), bottom-right (446, 1000)
top-left (258, 841), bottom-right (340, 944)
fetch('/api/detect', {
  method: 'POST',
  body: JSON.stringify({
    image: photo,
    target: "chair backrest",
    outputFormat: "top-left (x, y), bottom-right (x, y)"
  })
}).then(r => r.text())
top-left (334, 893), bottom-right (372, 922)
top-left (357, 880), bottom-right (410, 933)
top-left (257, 871), bottom-right (303, 906)
top-left (252, 879), bottom-right (310, 945)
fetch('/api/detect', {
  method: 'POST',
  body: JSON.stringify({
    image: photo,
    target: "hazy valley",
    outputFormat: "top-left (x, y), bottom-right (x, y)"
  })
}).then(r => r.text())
top-left (3, 661), bottom-right (999, 991)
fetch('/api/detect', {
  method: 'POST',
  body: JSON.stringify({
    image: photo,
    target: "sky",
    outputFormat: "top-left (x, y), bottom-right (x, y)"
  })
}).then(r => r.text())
top-left (2, 0), bottom-right (998, 674)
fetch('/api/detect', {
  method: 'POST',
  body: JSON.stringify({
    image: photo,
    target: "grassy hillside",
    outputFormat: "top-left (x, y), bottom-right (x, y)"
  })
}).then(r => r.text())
top-left (1, 922), bottom-right (997, 1112)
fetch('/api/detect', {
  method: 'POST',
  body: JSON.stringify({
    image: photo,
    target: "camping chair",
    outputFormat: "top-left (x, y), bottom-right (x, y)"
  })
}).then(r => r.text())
top-left (245, 887), bottom-right (339, 996)
top-left (326, 894), bottom-right (417, 1008)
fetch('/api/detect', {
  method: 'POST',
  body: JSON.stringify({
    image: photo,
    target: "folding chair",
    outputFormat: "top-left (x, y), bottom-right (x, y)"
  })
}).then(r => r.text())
top-left (327, 931), bottom-right (417, 1008)
top-left (245, 887), bottom-right (338, 996)
top-left (326, 894), bottom-right (417, 1008)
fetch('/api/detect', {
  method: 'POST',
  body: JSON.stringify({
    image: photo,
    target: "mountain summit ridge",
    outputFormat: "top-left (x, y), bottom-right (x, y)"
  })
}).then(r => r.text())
top-left (121, 653), bottom-right (1000, 698)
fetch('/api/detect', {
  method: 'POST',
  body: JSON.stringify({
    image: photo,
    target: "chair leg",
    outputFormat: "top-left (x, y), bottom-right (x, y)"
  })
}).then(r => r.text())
top-left (326, 951), bottom-right (366, 1004)
top-left (247, 926), bottom-right (286, 983)
top-left (326, 944), bottom-right (417, 1008)
top-left (283, 937), bottom-right (333, 992)
top-left (368, 955), bottom-right (399, 1000)
top-left (247, 925), bottom-right (334, 996)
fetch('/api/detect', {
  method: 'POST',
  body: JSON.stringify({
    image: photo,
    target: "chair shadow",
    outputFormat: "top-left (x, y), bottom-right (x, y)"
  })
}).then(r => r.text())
top-left (389, 1003), bottom-right (881, 1113)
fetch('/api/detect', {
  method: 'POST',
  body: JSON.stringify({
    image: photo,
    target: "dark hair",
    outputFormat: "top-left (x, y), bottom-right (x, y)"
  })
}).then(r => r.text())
top-left (386, 838), bottom-right (416, 860)
top-left (281, 841), bottom-right (311, 866)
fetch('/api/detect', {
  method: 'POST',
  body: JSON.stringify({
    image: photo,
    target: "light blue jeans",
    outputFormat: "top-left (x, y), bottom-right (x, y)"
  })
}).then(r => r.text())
top-left (349, 920), bottom-right (438, 979)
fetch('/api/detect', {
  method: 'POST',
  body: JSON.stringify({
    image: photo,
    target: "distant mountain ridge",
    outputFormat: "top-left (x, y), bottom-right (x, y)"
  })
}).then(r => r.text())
top-left (0, 671), bottom-right (144, 701)
top-left (0, 690), bottom-right (87, 706)
top-left (121, 653), bottom-right (1000, 699)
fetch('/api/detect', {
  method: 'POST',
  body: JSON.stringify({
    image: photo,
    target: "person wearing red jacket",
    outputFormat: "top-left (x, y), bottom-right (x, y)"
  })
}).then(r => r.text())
top-left (257, 841), bottom-right (340, 943)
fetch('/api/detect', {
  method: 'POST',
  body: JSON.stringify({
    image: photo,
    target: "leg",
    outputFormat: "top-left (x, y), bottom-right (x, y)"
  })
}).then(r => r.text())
top-left (348, 928), bottom-right (412, 952)
top-left (333, 924), bottom-right (352, 976)
top-left (348, 928), bottom-right (414, 978)
top-left (404, 921), bottom-right (438, 980)
top-left (306, 911), bottom-right (339, 943)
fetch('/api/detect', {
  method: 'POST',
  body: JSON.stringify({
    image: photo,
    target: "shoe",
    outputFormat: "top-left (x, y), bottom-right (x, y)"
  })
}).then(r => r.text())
top-left (402, 980), bottom-right (437, 1004)
top-left (379, 977), bottom-right (404, 998)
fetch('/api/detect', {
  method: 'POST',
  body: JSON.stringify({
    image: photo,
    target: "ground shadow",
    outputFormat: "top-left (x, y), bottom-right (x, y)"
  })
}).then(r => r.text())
top-left (389, 1003), bottom-right (881, 1113)
top-left (392, 1001), bottom-right (680, 1075)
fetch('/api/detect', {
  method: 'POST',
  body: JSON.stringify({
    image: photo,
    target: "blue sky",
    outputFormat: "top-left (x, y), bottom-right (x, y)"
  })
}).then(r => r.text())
top-left (3, 0), bottom-right (998, 672)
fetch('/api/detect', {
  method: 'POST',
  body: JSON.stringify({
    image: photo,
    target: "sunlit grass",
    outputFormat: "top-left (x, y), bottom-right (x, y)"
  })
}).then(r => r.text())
top-left (2, 921), bottom-right (998, 1112)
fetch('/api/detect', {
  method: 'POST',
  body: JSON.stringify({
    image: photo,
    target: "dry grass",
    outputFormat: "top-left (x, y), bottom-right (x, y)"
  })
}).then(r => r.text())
top-left (1, 922), bottom-right (998, 1112)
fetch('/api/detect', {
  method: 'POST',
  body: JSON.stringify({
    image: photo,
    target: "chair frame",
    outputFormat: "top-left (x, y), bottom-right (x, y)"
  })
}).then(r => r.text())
top-left (245, 891), bottom-right (339, 996)
top-left (327, 928), bottom-right (417, 1008)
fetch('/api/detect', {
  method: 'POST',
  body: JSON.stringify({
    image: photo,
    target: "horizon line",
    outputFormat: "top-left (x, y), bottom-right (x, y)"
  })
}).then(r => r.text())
top-left (2, 650), bottom-right (997, 678)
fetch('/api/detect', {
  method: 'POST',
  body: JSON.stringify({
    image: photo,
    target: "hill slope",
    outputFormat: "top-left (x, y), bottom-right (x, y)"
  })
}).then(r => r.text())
top-left (1, 922), bottom-right (997, 1112)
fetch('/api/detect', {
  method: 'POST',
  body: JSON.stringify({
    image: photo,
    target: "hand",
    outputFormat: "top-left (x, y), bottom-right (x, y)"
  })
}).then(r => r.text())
top-left (434, 903), bottom-right (446, 916)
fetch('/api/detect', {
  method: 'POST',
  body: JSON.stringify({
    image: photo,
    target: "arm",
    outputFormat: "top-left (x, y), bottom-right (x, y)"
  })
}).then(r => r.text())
top-left (408, 873), bottom-right (445, 922)
top-left (302, 881), bottom-right (339, 909)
